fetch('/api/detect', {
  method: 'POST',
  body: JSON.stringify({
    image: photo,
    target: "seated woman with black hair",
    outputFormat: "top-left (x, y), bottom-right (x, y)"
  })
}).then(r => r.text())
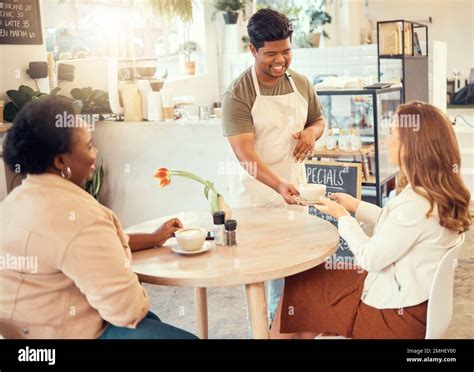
top-left (0, 96), bottom-right (197, 339)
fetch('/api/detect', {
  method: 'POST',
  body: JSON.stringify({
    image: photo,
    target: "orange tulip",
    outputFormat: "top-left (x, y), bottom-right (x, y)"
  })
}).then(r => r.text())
top-left (154, 167), bottom-right (171, 188)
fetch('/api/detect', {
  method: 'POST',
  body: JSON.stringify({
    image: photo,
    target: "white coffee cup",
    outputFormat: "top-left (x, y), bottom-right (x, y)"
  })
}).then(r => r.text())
top-left (299, 183), bottom-right (326, 202)
top-left (175, 227), bottom-right (206, 251)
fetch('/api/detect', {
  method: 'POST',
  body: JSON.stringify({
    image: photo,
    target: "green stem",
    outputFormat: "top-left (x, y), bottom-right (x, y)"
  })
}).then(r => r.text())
top-left (170, 170), bottom-right (205, 182)
top-left (169, 170), bottom-right (219, 196)
top-left (170, 170), bottom-right (209, 187)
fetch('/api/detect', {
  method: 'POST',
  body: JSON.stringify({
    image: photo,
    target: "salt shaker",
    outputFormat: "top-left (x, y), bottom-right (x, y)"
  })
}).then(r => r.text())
top-left (224, 220), bottom-right (237, 247)
top-left (212, 211), bottom-right (225, 246)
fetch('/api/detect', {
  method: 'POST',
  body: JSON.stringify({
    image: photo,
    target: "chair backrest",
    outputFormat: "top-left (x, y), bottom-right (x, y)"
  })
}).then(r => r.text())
top-left (425, 234), bottom-right (465, 339)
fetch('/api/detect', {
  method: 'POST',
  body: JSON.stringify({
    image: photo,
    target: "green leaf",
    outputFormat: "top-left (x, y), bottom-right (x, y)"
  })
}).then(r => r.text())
top-left (3, 101), bottom-right (19, 122)
top-left (18, 85), bottom-right (36, 98)
top-left (7, 89), bottom-right (32, 109)
top-left (70, 88), bottom-right (82, 100)
top-left (81, 87), bottom-right (93, 102)
top-left (50, 87), bottom-right (61, 96)
top-left (204, 185), bottom-right (210, 200)
top-left (91, 90), bottom-right (105, 101)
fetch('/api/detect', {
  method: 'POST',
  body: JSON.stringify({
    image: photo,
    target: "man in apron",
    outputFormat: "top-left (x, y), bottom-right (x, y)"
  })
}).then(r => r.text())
top-left (221, 9), bottom-right (326, 333)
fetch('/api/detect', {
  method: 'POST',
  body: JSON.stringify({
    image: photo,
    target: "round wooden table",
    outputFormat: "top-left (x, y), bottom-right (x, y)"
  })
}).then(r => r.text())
top-left (127, 208), bottom-right (339, 339)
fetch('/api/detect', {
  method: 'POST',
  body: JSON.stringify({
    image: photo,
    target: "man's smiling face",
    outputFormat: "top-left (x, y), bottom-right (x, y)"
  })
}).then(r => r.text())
top-left (251, 38), bottom-right (292, 82)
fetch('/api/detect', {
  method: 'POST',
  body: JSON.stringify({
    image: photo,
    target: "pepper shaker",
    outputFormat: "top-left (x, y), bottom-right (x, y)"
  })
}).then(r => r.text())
top-left (224, 220), bottom-right (237, 247)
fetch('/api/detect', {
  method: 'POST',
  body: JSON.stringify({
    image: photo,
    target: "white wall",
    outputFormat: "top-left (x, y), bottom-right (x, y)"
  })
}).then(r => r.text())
top-left (367, 0), bottom-right (474, 79)
top-left (92, 120), bottom-right (232, 228)
top-left (228, 42), bottom-right (447, 109)
top-left (326, 0), bottom-right (367, 47)
top-left (449, 108), bottom-right (474, 197)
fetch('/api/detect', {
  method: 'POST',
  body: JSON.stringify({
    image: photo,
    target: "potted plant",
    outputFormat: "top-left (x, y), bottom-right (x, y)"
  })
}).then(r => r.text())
top-left (70, 87), bottom-right (111, 115)
top-left (306, 5), bottom-right (332, 48)
top-left (179, 41), bottom-right (198, 75)
top-left (212, 0), bottom-right (247, 25)
top-left (3, 85), bottom-right (61, 123)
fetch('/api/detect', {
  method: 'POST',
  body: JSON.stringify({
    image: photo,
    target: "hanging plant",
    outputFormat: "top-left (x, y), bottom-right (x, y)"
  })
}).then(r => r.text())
top-left (134, 0), bottom-right (194, 23)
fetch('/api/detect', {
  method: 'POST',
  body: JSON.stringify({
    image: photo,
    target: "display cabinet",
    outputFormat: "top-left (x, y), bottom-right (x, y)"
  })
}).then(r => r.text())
top-left (377, 20), bottom-right (429, 103)
top-left (313, 87), bottom-right (402, 206)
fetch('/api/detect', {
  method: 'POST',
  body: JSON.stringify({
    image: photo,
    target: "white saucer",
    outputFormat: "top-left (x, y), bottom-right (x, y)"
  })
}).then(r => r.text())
top-left (171, 241), bottom-right (211, 255)
top-left (294, 196), bottom-right (323, 206)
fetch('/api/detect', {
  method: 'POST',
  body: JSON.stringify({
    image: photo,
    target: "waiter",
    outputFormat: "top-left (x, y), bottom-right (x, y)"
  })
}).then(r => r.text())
top-left (222, 8), bottom-right (326, 210)
top-left (221, 8), bottom-right (326, 331)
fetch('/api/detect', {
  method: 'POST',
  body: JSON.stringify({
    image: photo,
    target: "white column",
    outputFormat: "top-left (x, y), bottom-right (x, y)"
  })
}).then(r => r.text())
top-left (222, 23), bottom-right (241, 91)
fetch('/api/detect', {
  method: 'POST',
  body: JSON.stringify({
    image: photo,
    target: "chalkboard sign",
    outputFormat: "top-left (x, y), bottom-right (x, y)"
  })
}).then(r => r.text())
top-left (0, 0), bottom-right (42, 45)
top-left (305, 161), bottom-right (362, 261)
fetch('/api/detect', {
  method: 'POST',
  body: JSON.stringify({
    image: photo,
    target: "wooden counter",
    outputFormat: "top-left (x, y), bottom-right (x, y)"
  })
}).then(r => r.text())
top-left (0, 124), bottom-right (11, 133)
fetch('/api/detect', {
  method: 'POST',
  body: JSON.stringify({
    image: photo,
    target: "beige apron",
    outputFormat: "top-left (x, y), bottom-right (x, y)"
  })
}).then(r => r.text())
top-left (232, 65), bottom-right (308, 210)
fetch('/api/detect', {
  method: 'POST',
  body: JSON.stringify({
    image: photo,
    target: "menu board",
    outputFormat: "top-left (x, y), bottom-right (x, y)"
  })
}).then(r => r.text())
top-left (0, 0), bottom-right (42, 45)
top-left (305, 161), bottom-right (362, 260)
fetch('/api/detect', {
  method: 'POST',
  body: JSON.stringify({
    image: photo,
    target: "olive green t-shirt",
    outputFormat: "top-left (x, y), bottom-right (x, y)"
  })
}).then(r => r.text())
top-left (221, 67), bottom-right (322, 137)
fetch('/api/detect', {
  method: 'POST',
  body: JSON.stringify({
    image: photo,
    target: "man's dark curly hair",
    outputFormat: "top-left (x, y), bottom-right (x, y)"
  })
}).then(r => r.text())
top-left (247, 8), bottom-right (293, 50)
top-left (3, 96), bottom-right (75, 175)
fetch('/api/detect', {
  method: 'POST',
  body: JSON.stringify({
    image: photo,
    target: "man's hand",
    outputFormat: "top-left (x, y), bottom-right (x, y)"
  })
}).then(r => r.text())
top-left (153, 218), bottom-right (183, 246)
top-left (292, 126), bottom-right (318, 162)
top-left (276, 182), bottom-right (300, 204)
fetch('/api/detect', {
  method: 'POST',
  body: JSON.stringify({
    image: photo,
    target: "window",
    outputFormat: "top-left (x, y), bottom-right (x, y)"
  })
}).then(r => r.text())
top-left (43, 0), bottom-right (203, 79)
top-left (256, 0), bottom-right (327, 48)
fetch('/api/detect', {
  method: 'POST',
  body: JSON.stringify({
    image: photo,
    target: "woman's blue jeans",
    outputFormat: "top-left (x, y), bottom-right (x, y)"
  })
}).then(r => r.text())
top-left (99, 311), bottom-right (198, 339)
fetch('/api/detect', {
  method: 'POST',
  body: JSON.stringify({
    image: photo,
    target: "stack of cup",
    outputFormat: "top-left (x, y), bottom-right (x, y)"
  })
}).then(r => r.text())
top-left (147, 92), bottom-right (164, 121)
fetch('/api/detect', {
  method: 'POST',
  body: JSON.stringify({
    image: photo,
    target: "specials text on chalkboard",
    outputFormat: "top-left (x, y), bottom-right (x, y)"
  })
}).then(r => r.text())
top-left (305, 160), bottom-right (362, 259)
top-left (0, 0), bottom-right (42, 45)
top-left (305, 161), bottom-right (362, 199)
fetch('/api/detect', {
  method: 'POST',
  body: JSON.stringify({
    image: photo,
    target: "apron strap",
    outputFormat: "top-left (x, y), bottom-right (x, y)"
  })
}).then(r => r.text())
top-left (287, 73), bottom-right (298, 93)
top-left (251, 65), bottom-right (261, 96)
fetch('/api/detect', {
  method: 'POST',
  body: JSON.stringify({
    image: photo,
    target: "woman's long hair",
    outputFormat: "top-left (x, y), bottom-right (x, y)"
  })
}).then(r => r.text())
top-left (396, 101), bottom-right (471, 233)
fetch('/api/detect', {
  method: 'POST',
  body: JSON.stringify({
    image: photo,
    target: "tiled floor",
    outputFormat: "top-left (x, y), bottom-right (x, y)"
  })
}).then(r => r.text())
top-left (146, 209), bottom-right (474, 339)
